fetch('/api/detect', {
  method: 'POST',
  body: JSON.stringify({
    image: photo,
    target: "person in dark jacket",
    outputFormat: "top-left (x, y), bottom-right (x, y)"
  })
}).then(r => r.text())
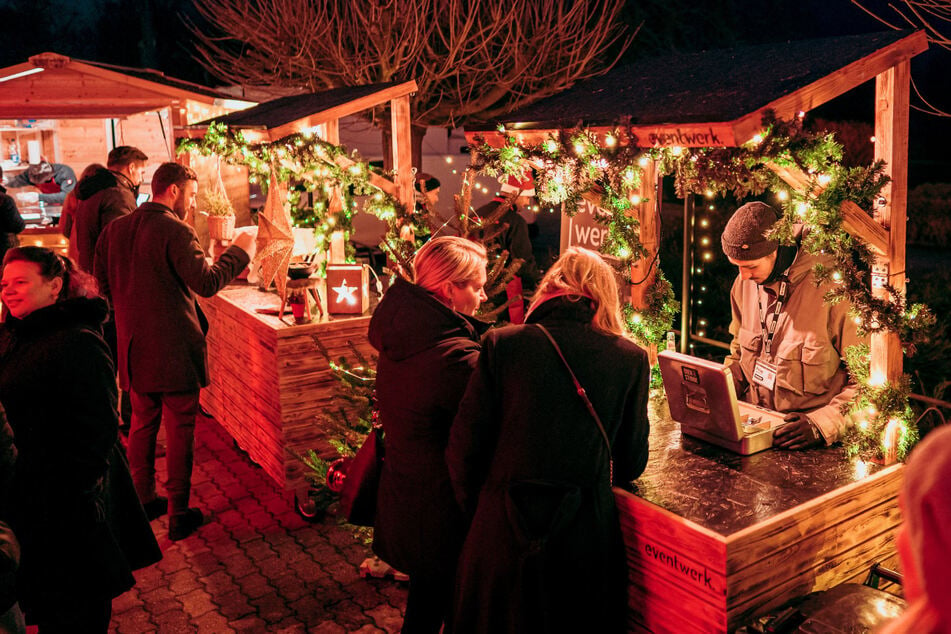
top-left (94, 162), bottom-right (256, 541)
top-left (368, 236), bottom-right (489, 634)
top-left (72, 146), bottom-right (148, 273)
top-left (0, 169), bottom-right (25, 267)
top-left (0, 247), bottom-right (136, 632)
top-left (4, 161), bottom-right (76, 206)
top-left (59, 163), bottom-right (106, 264)
top-left (446, 247), bottom-right (651, 634)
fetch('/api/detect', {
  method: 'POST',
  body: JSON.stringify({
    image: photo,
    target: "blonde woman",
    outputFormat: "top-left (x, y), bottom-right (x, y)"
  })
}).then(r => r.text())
top-left (368, 236), bottom-right (489, 633)
top-left (446, 247), bottom-right (651, 634)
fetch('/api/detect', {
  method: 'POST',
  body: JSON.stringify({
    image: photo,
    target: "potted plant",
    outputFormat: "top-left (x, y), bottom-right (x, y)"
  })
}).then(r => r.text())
top-left (201, 186), bottom-right (236, 241)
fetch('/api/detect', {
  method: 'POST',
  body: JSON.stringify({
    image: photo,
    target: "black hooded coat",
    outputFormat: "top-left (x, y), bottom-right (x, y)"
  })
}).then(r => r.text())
top-left (0, 297), bottom-right (140, 619)
top-left (367, 278), bottom-right (489, 578)
top-left (72, 168), bottom-right (137, 271)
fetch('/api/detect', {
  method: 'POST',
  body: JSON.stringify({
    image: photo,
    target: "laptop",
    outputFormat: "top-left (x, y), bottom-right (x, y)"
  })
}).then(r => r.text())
top-left (658, 350), bottom-right (787, 455)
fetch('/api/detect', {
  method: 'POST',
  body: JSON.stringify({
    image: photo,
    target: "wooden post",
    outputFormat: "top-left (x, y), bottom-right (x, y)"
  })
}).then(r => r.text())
top-left (630, 160), bottom-right (660, 362)
top-left (389, 95), bottom-right (415, 217)
top-left (872, 61), bottom-right (910, 386)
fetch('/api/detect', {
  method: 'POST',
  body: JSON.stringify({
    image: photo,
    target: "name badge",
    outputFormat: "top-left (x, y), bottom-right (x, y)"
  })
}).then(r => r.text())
top-left (752, 359), bottom-right (778, 391)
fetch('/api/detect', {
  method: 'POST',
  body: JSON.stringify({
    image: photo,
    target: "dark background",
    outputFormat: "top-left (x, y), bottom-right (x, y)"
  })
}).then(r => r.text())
top-left (0, 0), bottom-right (948, 176)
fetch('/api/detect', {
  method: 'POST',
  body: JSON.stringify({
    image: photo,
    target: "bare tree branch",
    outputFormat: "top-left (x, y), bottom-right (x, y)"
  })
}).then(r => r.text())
top-left (188, 0), bottom-right (633, 161)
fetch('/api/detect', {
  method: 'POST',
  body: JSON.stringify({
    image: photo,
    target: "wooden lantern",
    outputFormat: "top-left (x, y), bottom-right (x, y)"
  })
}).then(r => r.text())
top-left (325, 264), bottom-right (369, 315)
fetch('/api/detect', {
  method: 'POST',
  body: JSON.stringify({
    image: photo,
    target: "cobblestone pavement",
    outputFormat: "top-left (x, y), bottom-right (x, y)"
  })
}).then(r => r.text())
top-left (108, 414), bottom-right (408, 633)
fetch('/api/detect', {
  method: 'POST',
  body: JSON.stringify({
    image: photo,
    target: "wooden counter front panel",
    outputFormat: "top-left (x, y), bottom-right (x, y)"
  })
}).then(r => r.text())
top-left (200, 289), bottom-right (375, 491)
top-left (615, 462), bottom-right (903, 633)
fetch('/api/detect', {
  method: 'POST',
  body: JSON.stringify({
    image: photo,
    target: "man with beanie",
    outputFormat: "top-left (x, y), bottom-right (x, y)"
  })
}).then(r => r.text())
top-left (721, 201), bottom-right (864, 449)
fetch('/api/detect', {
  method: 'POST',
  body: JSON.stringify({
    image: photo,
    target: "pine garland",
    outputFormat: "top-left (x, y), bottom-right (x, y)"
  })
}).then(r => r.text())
top-left (177, 122), bottom-right (428, 262)
top-left (472, 112), bottom-right (934, 462)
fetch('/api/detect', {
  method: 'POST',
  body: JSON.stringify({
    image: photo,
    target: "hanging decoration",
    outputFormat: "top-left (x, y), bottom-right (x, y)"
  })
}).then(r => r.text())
top-left (253, 171), bottom-right (295, 297)
top-left (471, 112), bottom-right (934, 462)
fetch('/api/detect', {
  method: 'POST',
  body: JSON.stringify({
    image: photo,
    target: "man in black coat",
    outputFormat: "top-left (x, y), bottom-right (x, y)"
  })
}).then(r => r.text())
top-left (94, 162), bottom-right (256, 541)
top-left (0, 169), bottom-right (25, 265)
top-left (72, 146), bottom-right (148, 272)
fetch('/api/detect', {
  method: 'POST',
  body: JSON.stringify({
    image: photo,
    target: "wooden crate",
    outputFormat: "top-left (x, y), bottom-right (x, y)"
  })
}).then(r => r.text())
top-left (199, 283), bottom-right (375, 491)
top-left (615, 411), bottom-right (903, 633)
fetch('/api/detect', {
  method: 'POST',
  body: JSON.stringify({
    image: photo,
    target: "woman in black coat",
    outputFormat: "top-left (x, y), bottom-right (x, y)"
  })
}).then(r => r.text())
top-left (0, 247), bottom-right (144, 632)
top-left (368, 236), bottom-right (489, 633)
top-left (446, 247), bottom-right (651, 634)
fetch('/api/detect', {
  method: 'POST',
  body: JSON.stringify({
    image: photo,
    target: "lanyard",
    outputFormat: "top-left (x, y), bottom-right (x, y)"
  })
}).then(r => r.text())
top-left (758, 276), bottom-right (789, 356)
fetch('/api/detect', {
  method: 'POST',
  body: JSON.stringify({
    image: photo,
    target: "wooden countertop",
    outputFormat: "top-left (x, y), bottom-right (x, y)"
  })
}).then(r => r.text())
top-left (631, 397), bottom-right (899, 536)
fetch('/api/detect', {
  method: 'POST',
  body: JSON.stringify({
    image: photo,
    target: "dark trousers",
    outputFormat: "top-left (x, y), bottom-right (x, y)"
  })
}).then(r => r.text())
top-left (128, 389), bottom-right (200, 517)
top-left (402, 572), bottom-right (454, 634)
top-left (101, 317), bottom-right (132, 427)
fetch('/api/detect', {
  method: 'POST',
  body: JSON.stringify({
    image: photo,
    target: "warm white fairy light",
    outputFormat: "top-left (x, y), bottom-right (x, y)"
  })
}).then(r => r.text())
top-left (817, 173), bottom-right (832, 186)
top-left (604, 134), bottom-right (616, 147)
top-left (777, 190), bottom-right (789, 201)
top-left (638, 156), bottom-right (649, 167)
top-left (796, 202), bottom-right (809, 217)
top-left (671, 146), bottom-right (683, 156)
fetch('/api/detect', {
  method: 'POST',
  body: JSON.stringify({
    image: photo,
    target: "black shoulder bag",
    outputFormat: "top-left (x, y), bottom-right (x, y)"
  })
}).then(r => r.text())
top-left (535, 324), bottom-right (614, 484)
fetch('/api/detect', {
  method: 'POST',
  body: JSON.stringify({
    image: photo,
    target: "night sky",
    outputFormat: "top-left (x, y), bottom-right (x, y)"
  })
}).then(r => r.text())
top-left (1, 0), bottom-right (949, 182)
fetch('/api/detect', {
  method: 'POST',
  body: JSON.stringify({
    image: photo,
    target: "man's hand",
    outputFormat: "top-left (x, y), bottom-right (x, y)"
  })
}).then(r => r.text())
top-left (773, 412), bottom-right (824, 450)
top-left (232, 226), bottom-right (258, 260)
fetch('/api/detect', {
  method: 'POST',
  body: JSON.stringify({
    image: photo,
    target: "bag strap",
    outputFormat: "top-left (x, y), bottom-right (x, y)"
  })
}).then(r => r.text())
top-left (535, 324), bottom-right (614, 484)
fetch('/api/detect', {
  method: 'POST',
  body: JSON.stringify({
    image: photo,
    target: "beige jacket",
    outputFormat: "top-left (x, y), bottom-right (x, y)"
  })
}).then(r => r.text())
top-left (725, 243), bottom-right (866, 443)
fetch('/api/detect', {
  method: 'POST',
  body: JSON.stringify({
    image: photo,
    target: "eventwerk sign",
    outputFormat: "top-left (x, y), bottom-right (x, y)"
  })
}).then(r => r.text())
top-left (560, 199), bottom-right (614, 253)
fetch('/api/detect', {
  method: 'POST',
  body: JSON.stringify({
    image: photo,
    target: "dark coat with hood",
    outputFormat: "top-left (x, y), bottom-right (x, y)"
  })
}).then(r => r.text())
top-left (72, 168), bottom-right (137, 271)
top-left (94, 202), bottom-right (250, 393)
top-left (0, 297), bottom-right (135, 618)
top-left (445, 297), bottom-right (651, 634)
top-left (367, 277), bottom-right (489, 578)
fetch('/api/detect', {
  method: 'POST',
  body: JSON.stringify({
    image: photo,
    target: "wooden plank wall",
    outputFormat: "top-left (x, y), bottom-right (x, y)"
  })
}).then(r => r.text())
top-left (615, 489), bottom-right (729, 633)
top-left (54, 119), bottom-right (110, 179)
top-left (200, 290), bottom-right (376, 491)
top-left (615, 463), bottom-right (903, 633)
top-left (724, 464), bottom-right (903, 628)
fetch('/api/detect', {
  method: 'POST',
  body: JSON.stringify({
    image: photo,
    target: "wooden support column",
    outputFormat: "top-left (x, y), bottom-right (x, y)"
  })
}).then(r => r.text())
top-left (389, 95), bottom-right (415, 215)
top-left (630, 160), bottom-right (660, 362)
top-left (872, 61), bottom-right (910, 384)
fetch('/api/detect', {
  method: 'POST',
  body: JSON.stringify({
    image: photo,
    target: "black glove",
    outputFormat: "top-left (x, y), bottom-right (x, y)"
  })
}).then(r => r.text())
top-left (773, 412), bottom-right (823, 450)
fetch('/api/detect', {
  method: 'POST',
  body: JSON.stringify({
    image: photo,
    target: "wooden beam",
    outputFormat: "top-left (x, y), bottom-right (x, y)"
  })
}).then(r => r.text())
top-left (766, 162), bottom-right (887, 255)
top-left (732, 31), bottom-right (927, 144)
top-left (266, 81), bottom-right (418, 142)
top-left (871, 61), bottom-right (911, 385)
top-left (390, 94), bottom-right (415, 214)
top-left (840, 200), bottom-right (888, 256)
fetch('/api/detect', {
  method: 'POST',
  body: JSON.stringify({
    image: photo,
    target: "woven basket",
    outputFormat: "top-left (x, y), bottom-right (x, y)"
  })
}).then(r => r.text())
top-left (207, 214), bottom-right (236, 241)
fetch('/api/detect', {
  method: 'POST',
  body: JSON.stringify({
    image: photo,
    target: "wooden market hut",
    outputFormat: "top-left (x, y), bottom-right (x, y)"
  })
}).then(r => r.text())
top-left (467, 30), bottom-right (927, 631)
top-left (0, 52), bottom-right (255, 251)
top-left (0, 51), bottom-right (253, 184)
top-left (176, 81), bottom-right (418, 498)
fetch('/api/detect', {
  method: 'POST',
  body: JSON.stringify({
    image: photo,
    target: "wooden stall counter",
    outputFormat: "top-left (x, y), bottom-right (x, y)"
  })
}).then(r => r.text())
top-left (198, 281), bottom-right (376, 493)
top-left (617, 399), bottom-right (903, 633)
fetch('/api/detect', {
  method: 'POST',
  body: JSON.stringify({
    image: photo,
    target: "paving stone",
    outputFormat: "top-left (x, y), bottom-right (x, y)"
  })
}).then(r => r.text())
top-left (215, 590), bottom-right (257, 621)
top-left (111, 589), bottom-right (144, 615)
top-left (222, 553), bottom-right (258, 579)
top-left (250, 591), bottom-right (289, 624)
top-left (270, 621), bottom-right (308, 633)
top-left (156, 548), bottom-right (190, 574)
top-left (146, 597), bottom-right (185, 617)
top-left (199, 569), bottom-right (237, 594)
top-left (192, 610), bottom-right (236, 633)
top-left (113, 607), bottom-right (157, 633)
top-left (307, 622), bottom-right (347, 634)
top-left (229, 615), bottom-right (270, 632)
top-left (236, 572), bottom-right (274, 600)
top-left (180, 587), bottom-right (218, 618)
top-left (185, 549), bottom-right (226, 575)
top-left (152, 608), bottom-right (193, 631)
top-left (166, 568), bottom-right (202, 595)
top-left (365, 603), bottom-right (405, 634)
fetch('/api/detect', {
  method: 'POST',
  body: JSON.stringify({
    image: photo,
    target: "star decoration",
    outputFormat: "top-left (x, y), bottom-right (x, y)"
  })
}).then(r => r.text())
top-left (253, 172), bottom-right (295, 297)
top-left (332, 280), bottom-right (358, 305)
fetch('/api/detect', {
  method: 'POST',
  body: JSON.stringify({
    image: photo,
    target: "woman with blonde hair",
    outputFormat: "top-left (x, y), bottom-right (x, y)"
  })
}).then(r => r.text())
top-left (446, 246), bottom-right (651, 633)
top-left (368, 236), bottom-right (489, 633)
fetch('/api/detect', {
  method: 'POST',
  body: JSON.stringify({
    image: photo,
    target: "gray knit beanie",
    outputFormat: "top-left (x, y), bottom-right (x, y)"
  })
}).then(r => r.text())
top-left (721, 202), bottom-right (781, 260)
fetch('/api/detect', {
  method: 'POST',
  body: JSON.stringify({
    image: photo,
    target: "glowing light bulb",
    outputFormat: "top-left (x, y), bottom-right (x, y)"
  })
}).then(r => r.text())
top-left (701, 237), bottom-right (710, 246)
top-left (629, 194), bottom-right (641, 205)
top-left (638, 156), bottom-right (649, 167)
top-left (796, 202), bottom-right (809, 217)
top-left (445, 156), bottom-right (453, 163)
top-left (574, 142), bottom-right (586, 155)
top-left (700, 219), bottom-right (709, 228)
top-left (671, 146), bottom-right (683, 156)
top-left (751, 133), bottom-right (763, 145)
top-left (832, 271), bottom-right (843, 283)
top-left (817, 174), bottom-right (832, 186)
top-left (869, 370), bottom-right (886, 387)
top-left (704, 189), bottom-right (714, 198)
top-left (777, 190), bottom-right (789, 201)
top-left (631, 313), bottom-right (642, 324)
top-left (605, 134), bottom-right (616, 147)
